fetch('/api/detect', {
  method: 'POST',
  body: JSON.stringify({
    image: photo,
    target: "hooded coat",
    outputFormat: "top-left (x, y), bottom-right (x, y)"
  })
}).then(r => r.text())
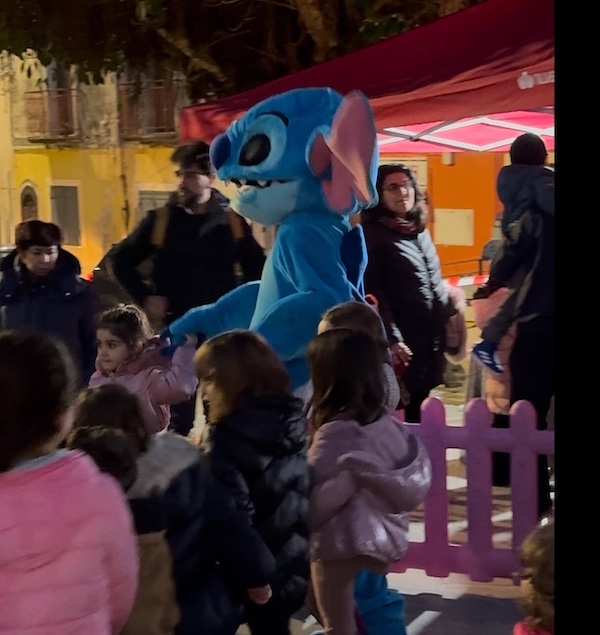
top-left (490, 164), bottom-right (555, 325)
top-left (204, 395), bottom-right (310, 616)
top-left (308, 411), bottom-right (432, 564)
top-left (127, 432), bottom-right (276, 635)
top-left (89, 339), bottom-right (198, 435)
top-left (0, 249), bottom-right (99, 384)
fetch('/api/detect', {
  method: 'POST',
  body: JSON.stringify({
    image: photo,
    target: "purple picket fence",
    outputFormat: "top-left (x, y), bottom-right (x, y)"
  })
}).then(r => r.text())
top-left (390, 396), bottom-right (555, 582)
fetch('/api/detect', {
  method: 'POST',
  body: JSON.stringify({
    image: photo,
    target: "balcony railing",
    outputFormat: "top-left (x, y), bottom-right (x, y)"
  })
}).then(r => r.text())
top-left (118, 80), bottom-right (181, 138)
top-left (25, 89), bottom-right (77, 140)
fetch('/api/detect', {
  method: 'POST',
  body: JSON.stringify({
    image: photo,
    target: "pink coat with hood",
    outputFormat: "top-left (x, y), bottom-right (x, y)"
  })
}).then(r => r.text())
top-left (308, 411), bottom-right (432, 563)
top-left (89, 338), bottom-right (198, 434)
top-left (514, 621), bottom-right (553, 635)
top-left (0, 451), bottom-right (138, 635)
top-left (471, 288), bottom-right (516, 415)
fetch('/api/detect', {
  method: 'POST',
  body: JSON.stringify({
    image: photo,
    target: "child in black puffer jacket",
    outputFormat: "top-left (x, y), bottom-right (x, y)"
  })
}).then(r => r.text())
top-left (195, 329), bottom-right (311, 635)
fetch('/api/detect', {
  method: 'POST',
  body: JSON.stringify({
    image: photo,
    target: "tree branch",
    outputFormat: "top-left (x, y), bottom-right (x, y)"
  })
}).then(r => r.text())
top-left (154, 26), bottom-right (228, 83)
top-left (287, 0), bottom-right (338, 61)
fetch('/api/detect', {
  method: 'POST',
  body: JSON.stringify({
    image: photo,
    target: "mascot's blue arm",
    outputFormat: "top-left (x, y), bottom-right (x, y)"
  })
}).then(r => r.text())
top-left (251, 221), bottom-right (357, 361)
top-left (168, 280), bottom-right (260, 339)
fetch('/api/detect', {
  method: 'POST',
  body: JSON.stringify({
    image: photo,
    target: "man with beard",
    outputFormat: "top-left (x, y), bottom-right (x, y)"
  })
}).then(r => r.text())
top-left (110, 141), bottom-right (265, 434)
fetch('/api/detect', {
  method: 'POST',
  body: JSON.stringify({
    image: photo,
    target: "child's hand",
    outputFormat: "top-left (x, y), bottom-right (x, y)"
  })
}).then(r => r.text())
top-left (184, 334), bottom-right (198, 348)
top-left (247, 584), bottom-right (272, 605)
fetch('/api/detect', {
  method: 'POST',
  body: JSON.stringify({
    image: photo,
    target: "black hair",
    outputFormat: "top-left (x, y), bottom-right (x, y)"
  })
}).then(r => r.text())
top-left (510, 133), bottom-right (548, 166)
top-left (0, 331), bottom-right (78, 472)
top-left (308, 328), bottom-right (386, 430)
top-left (15, 220), bottom-right (62, 251)
top-left (171, 141), bottom-right (213, 174)
top-left (67, 426), bottom-right (139, 491)
top-left (363, 163), bottom-right (426, 223)
top-left (72, 384), bottom-right (151, 453)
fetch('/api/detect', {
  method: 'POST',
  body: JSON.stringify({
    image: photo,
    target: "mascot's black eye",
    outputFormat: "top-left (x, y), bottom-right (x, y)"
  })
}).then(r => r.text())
top-left (239, 134), bottom-right (271, 166)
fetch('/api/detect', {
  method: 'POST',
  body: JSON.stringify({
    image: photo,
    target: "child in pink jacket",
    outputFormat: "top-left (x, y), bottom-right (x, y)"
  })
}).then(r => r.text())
top-left (89, 304), bottom-right (198, 435)
top-left (0, 330), bottom-right (138, 635)
top-left (306, 328), bottom-right (432, 635)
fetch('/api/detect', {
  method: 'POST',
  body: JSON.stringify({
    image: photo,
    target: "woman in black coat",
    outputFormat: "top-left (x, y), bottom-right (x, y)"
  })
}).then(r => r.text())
top-left (362, 164), bottom-right (455, 422)
top-left (195, 329), bottom-right (311, 635)
top-left (0, 220), bottom-right (99, 384)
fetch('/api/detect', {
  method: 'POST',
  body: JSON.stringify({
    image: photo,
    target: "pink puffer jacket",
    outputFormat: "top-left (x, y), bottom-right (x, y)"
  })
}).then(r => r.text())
top-left (471, 288), bottom-right (516, 415)
top-left (308, 411), bottom-right (432, 563)
top-left (0, 451), bottom-right (138, 635)
top-left (514, 621), bottom-right (553, 635)
top-left (89, 340), bottom-right (198, 434)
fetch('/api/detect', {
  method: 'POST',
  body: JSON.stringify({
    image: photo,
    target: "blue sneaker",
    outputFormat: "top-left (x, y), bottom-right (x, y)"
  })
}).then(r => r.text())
top-left (472, 341), bottom-right (503, 374)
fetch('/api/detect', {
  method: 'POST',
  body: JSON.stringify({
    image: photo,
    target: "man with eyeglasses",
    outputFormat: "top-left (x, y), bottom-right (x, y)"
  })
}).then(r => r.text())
top-left (110, 141), bottom-right (265, 435)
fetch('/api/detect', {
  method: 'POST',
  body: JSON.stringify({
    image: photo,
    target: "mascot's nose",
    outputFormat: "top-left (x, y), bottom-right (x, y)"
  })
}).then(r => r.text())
top-left (209, 133), bottom-right (231, 170)
top-left (239, 134), bottom-right (271, 166)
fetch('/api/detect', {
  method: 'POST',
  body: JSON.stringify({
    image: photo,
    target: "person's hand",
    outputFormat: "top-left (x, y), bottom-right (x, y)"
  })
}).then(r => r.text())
top-left (144, 295), bottom-right (168, 321)
top-left (247, 584), bottom-right (272, 605)
top-left (391, 342), bottom-right (412, 367)
top-left (184, 334), bottom-right (198, 348)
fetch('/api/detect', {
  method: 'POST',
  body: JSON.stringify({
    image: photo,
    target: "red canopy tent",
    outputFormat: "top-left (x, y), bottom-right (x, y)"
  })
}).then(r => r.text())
top-left (180, 0), bottom-right (554, 153)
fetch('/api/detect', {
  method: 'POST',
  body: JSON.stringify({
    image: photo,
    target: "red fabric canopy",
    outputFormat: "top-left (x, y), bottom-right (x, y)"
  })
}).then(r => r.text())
top-left (180, 0), bottom-right (554, 153)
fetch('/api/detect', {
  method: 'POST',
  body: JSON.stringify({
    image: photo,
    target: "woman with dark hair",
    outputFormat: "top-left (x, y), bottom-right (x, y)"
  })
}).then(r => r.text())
top-left (0, 219), bottom-right (99, 384)
top-left (362, 164), bottom-right (455, 423)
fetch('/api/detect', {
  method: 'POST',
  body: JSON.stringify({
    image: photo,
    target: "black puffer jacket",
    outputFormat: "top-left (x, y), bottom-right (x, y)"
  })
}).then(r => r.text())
top-left (0, 249), bottom-right (99, 384)
top-left (362, 219), bottom-right (454, 395)
top-left (127, 433), bottom-right (276, 635)
top-left (206, 395), bottom-right (310, 616)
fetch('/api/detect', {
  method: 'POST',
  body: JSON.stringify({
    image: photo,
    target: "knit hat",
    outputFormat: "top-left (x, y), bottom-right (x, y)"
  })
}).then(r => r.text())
top-left (509, 133), bottom-right (548, 166)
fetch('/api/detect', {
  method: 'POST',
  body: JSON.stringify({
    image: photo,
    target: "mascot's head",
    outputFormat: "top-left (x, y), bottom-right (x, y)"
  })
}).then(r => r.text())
top-left (210, 87), bottom-right (379, 225)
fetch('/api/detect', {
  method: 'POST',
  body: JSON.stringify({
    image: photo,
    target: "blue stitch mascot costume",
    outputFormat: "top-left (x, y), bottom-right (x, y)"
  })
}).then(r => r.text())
top-left (167, 87), bottom-right (407, 635)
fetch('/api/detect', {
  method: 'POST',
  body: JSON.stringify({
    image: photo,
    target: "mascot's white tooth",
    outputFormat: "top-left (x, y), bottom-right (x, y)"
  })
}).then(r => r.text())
top-left (258, 181), bottom-right (267, 187)
top-left (240, 179), bottom-right (247, 186)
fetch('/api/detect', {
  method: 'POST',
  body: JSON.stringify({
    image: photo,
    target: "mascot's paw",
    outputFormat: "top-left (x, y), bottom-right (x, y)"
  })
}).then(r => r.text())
top-left (159, 328), bottom-right (187, 357)
top-left (472, 341), bottom-right (503, 374)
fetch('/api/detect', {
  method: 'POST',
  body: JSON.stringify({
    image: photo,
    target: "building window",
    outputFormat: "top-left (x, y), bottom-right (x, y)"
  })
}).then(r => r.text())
top-left (118, 71), bottom-right (181, 138)
top-left (51, 185), bottom-right (81, 246)
top-left (21, 186), bottom-right (39, 221)
top-left (136, 190), bottom-right (172, 222)
top-left (25, 64), bottom-right (75, 139)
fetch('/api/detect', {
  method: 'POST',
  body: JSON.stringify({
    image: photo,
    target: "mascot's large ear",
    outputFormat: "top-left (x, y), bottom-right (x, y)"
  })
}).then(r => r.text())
top-left (308, 91), bottom-right (379, 215)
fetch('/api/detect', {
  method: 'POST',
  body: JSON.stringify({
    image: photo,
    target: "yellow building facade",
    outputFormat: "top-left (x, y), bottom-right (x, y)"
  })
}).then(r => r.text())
top-left (0, 52), bottom-right (187, 275)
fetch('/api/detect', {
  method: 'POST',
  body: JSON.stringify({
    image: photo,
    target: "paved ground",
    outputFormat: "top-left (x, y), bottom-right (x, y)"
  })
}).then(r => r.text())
top-left (238, 572), bottom-right (522, 634)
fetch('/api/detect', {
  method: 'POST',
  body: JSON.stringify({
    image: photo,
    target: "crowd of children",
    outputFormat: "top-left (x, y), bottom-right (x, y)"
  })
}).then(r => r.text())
top-left (0, 296), bottom-right (554, 635)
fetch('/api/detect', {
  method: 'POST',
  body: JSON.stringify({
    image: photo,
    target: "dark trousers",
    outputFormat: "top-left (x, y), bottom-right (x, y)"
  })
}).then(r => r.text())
top-left (170, 393), bottom-right (197, 437)
top-left (244, 601), bottom-right (291, 635)
top-left (509, 317), bottom-right (555, 518)
top-left (492, 413), bottom-right (510, 487)
top-left (404, 389), bottom-right (430, 423)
